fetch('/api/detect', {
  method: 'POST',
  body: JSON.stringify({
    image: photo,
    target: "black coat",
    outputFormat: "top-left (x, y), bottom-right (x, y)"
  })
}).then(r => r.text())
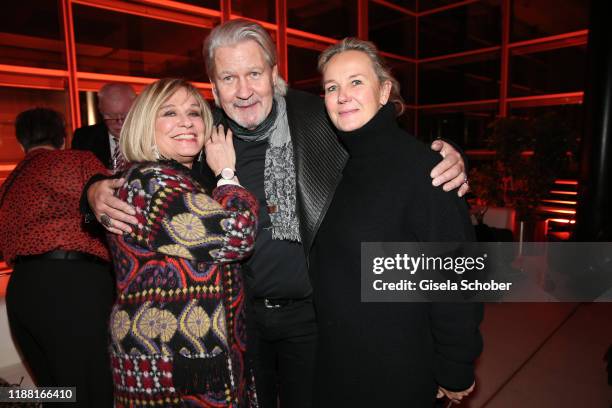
top-left (72, 123), bottom-right (112, 169)
top-left (310, 104), bottom-right (483, 407)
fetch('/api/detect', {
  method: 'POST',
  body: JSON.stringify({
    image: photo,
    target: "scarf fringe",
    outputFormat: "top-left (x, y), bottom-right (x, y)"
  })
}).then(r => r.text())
top-left (172, 352), bottom-right (230, 394)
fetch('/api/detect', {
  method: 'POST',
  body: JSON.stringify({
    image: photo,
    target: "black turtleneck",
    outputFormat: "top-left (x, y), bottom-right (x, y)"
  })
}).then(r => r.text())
top-left (336, 102), bottom-right (402, 157)
top-left (309, 103), bottom-right (483, 407)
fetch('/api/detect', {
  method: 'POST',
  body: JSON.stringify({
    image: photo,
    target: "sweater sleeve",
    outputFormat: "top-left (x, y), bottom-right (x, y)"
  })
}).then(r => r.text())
top-left (120, 163), bottom-right (258, 263)
top-left (410, 153), bottom-right (483, 391)
top-left (430, 301), bottom-right (483, 391)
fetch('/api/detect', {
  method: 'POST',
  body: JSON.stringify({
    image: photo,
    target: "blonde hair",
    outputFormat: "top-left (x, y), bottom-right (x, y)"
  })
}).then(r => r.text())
top-left (120, 78), bottom-right (213, 163)
top-left (318, 37), bottom-right (405, 115)
top-left (203, 19), bottom-right (287, 96)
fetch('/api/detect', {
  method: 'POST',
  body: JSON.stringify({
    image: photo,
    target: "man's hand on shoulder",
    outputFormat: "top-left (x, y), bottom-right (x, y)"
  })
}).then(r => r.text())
top-left (87, 178), bottom-right (137, 235)
top-left (430, 139), bottom-right (470, 197)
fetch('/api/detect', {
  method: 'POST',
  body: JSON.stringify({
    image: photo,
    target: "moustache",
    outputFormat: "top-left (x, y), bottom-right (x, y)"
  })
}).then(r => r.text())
top-left (233, 98), bottom-right (261, 107)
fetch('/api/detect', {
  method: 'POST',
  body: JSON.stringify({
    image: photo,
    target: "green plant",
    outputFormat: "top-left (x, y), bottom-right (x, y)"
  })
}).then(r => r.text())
top-left (470, 112), bottom-right (576, 220)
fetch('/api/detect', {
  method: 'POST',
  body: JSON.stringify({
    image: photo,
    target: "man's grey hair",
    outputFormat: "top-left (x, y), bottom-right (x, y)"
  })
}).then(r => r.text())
top-left (97, 83), bottom-right (136, 105)
top-left (203, 19), bottom-right (287, 96)
top-left (318, 37), bottom-right (405, 115)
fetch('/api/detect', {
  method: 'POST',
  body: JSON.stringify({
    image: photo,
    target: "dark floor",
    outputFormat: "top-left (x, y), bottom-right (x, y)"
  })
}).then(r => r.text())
top-left (1, 276), bottom-right (611, 407)
top-left (467, 302), bottom-right (612, 408)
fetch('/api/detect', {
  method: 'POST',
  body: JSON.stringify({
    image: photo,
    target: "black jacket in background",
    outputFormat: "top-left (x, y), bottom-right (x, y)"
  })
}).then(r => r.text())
top-left (72, 123), bottom-right (112, 169)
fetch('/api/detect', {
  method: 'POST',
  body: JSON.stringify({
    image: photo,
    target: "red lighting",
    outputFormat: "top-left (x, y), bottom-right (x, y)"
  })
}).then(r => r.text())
top-left (539, 207), bottom-right (576, 215)
top-left (547, 218), bottom-right (576, 224)
top-left (541, 199), bottom-right (577, 205)
top-left (549, 190), bottom-right (578, 195)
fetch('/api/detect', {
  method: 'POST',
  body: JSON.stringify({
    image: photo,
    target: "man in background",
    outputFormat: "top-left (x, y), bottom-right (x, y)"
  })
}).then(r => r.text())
top-left (72, 83), bottom-right (135, 170)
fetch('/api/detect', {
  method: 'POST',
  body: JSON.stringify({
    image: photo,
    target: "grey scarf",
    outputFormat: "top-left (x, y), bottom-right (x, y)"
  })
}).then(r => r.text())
top-left (229, 96), bottom-right (301, 242)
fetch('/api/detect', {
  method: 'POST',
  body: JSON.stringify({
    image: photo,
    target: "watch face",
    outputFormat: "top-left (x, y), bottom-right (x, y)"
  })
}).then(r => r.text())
top-left (221, 168), bottom-right (234, 179)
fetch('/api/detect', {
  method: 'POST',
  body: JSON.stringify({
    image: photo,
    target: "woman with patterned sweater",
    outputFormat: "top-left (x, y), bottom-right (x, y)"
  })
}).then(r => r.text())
top-left (106, 78), bottom-right (258, 407)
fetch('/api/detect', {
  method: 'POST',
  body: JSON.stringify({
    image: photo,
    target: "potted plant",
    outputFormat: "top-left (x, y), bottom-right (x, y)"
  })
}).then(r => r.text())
top-left (469, 112), bottom-right (576, 240)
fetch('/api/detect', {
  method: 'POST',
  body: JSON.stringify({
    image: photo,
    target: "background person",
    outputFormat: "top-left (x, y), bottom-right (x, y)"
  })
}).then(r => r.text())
top-left (310, 38), bottom-right (483, 407)
top-left (72, 83), bottom-right (136, 170)
top-left (0, 108), bottom-right (114, 407)
top-left (106, 78), bottom-right (258, 407)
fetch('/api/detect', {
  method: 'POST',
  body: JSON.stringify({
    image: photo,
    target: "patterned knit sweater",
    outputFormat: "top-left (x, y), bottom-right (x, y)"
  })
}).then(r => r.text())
top-left (107, 161), bottom-right (258, 407)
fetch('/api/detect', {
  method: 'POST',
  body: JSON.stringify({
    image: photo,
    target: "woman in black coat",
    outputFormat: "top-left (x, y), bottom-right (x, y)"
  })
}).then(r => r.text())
top-left (309, 38), bottom-right (483, 407)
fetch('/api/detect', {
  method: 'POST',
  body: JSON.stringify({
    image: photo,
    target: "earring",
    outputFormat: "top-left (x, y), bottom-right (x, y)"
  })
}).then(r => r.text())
top-left (152, 144), bottom-right (161, 161)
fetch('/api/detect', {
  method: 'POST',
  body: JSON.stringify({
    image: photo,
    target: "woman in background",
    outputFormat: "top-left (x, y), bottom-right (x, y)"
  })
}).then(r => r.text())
top-left (310, 39), bottom-right (483, 407)
top-left (107, 78), bottom-right (258, 407)
top-left (0, 107), bottom-right (113, 406)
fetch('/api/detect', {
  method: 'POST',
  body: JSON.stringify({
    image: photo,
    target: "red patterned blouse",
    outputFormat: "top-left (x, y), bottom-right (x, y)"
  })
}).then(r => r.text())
top-left (0, 149), bottom-right (110, 265)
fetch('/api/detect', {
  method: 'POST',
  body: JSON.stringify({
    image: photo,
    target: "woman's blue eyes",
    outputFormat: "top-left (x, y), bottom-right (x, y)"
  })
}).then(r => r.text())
top-left (326, 80), bottom-right (362, 93)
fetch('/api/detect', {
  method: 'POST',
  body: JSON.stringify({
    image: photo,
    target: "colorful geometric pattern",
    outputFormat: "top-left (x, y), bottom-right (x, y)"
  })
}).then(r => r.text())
top-left (107, 161), bottom-right (259, 407)
top-left (111, 352), bottom-right (176, 394)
